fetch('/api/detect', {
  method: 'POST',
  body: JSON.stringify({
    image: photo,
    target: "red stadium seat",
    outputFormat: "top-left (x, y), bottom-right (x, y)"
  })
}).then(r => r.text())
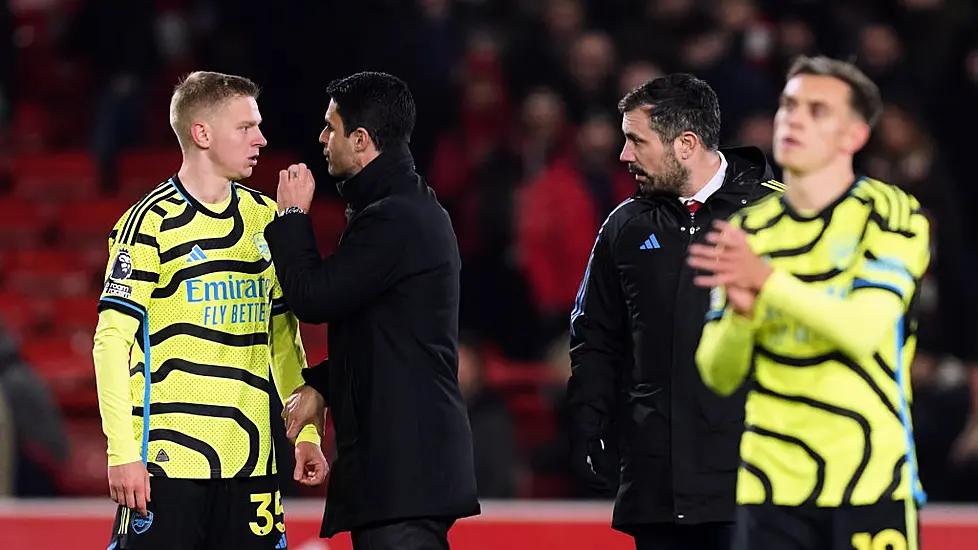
top-left (55, 198), bottom-right (132, 248)
top-left (5, 249), bottom-right (102, 297)
top-left (0, 196), bottom-right (55, 251)
top-left (56, 418), bottom-right (109, 496)
top-left (46, 295), bottom-right (99, 339)
top-left (482, 348), bottom-right (551, 389)
top-left (508, 391), bottom-right (557, 450)
top-left (19, 334), bottom-right (98, 413)
top-left (10, 151), bottom-right (100, 202)
top-left (5, 101), bottom-right (52, 153)
top-left (0, 290), bottom-right (46, 337)
top-left (116, 148), bottom-right (183, 201)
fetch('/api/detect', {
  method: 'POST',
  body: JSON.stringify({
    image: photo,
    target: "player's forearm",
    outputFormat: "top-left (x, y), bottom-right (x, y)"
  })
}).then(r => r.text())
top-left (270, 312), bottom-right (322, 445)
top-left (759, 270), bottom-right (903, 359)
top-left (92, 311), bottom-right (142, 465)
top-left (696, 310), bottom-right (755, 396)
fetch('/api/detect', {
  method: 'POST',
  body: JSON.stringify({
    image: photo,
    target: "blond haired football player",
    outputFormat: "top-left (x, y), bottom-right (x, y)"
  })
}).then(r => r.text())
top-left (94, 71), bottom-right (325, 550)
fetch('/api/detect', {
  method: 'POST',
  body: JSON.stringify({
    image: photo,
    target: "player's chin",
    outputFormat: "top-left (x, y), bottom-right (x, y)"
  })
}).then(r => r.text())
top-left (233, 166), bottom-right (254, 180)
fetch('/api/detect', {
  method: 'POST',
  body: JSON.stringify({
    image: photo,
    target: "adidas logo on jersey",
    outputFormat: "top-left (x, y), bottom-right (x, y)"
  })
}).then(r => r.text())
top-left (155, 449), bottom-right (170, 463)
top-left (186, 244), bottom-right (208, 263)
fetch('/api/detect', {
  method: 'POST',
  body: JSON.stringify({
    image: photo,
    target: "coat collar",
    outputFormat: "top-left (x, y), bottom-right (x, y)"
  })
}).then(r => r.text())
top-left (336, 142), bottom-right (417, 211)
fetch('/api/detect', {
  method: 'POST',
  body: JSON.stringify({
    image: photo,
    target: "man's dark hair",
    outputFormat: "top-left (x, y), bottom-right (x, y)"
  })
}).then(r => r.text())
top-left (617, 73), bottom-right (721, 151)
top-left (786, 55), bottom-right (883, 128)
top-left (325, 72), bottom-right (416, 151)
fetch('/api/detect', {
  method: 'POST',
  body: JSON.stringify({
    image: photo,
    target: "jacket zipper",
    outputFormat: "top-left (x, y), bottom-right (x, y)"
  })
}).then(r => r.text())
top-left (669, 202), bottom-right (698, 522)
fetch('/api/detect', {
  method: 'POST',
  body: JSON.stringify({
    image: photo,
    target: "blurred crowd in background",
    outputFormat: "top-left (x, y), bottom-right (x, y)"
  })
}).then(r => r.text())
top-left (0, 0), bottom-right (977, 503)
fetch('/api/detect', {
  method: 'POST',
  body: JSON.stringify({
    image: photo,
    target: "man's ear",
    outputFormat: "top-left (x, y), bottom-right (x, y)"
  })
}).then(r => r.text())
top-left (353, 128), bottom-right (374, 153)
top-left (843, 122), bottom-right (871, 156)
top-left (190, 121), bottom-right (210, 149)
top-left (677, 131), bottom-right (698, 160)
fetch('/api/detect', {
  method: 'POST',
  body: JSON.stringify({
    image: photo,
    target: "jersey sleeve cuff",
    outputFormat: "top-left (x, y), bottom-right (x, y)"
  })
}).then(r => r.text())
top-left (271, 297), bottom-right (289, 316)
top-left (98, 296), bottom-right (147, 321)
top-left (851, 277), bottom-right (906, 302)
top-left (295, 425), bottom-right (321, 446)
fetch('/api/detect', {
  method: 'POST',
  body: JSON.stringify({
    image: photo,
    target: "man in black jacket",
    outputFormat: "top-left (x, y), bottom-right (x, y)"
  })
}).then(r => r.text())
top-left (264, 72), bottom-right (480, 550)
top-left (566, 74), bottom-right (784, 550)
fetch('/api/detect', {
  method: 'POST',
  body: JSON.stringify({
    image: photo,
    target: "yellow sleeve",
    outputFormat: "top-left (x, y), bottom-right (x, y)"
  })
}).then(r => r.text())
top-left (757, 197), bottom-right (931, 359)
top-left (93, 207), bottom-right (160, 465)
top-left (696, 286), bottom-right (760, 396)
top-left (269, 287), bottom-right (321, 446)
top-left (93, 309), bottom-right (142, 466)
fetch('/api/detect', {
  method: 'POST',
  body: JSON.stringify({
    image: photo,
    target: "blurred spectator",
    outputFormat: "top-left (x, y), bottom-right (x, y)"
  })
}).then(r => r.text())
top-left (559, 31), bottom-right (620, 122)
top-left (505, 0), bottom-right (586, 101)
top-left (60, 0), bottom-right (160, 188)
top-left (458, 335), bottom-right (520, 499)
top-left (617, 60), bottom-right (665, 99)
top-left (0, 329), bottom-right (69, 496)
top-left (515, 111), bottom-right (632, 340)
top-left (429, 49), bottom-right (513, 225)
top-left (531, 332), bottom-right (619, 499)
top-left (458, 86), bottom-right (574, 360)
top-left (855, 22), bottom-right (917, 102)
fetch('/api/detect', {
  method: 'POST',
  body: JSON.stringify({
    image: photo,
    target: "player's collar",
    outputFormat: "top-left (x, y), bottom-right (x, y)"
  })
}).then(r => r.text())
top-left (336, 143), bottom-right (417, 210)
top-left (170, 174), bottom-right (239, 219)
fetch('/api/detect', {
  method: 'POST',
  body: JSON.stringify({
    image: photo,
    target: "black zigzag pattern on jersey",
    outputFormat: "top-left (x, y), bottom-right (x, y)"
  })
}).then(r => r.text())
top-left (852, 180), bottom-right (922, 236)
top-left (129, 358), bottom-right (273, 395)
top-left (158, 208), bottom-right (245, 264)
top-left (148, 323), bottom-right (269, 348)
top-left (108, 230), bottom-right (159, 249)
top-left (233, 183), bottom-right (271, 207)
top-left (740, 209), bottom-right (785, 235)
top-left (754, 383), bottom-right (873, 504)
top-left (754, 347), bottom-right (901, 421)
top-left (166, 196), bottom-right (185, 206)
top-left (873, 353), bottom-right (898, 381)
top-left (134, 402), bottom-right (260, 477)
top-left (152, 258), bottom-right (272, 298)
top-left (882, 454), bottom-right (908, 501)
top-left (747, 424), bottom-right (825, 504)
top-left (147, 463), bottom-right (168, 477)
top-left (793, 268), bottom-right (843, 282)
top-left (160, 203), bottom-right (196, 232)
top-left (150, 205), bottom-right (167, 217)
top-left (148, 429), bottom-right (222, 477)
top-left (765, 218), bottom-right (830, 258)
top-left (121, 186), bottom-right (178, 245)
top-left (129, 270), bottom-right (159, 283)
top-left (742, 460), bottom-right (774, 503)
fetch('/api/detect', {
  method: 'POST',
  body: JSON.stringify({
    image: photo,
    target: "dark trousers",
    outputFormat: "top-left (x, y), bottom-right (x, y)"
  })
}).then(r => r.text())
top-left (351, 518), bottom-right (455, 550)
top-left (633, 522), bottom-right (734, 550)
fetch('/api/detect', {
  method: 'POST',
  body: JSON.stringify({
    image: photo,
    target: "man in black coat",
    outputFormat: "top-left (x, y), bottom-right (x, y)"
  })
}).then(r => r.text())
top-left (264, 72), bottom-right (480, 550)
top-left (566, 74), bottom-right (784, 550)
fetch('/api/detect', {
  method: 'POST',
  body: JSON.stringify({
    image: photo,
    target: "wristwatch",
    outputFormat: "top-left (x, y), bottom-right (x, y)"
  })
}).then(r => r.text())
top-left (279, 206), bottom-right (305, 217)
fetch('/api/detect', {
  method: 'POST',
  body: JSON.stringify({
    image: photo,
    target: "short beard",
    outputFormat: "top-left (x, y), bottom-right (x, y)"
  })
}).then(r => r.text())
top-left (632, 149), bottom-right (690, 196)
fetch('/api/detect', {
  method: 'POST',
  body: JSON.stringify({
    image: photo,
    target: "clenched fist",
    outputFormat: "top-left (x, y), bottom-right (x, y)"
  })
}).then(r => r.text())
top-left (277, 163), bottom-right (316, 215)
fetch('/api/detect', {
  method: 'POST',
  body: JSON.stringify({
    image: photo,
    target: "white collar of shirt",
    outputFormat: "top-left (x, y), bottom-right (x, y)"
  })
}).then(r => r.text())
top-left (680, 151), bottom-right (727, 205)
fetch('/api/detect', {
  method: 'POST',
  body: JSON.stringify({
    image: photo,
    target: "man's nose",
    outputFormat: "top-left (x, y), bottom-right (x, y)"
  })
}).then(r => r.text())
top-left (619, 142), bottom-right (634, 163)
